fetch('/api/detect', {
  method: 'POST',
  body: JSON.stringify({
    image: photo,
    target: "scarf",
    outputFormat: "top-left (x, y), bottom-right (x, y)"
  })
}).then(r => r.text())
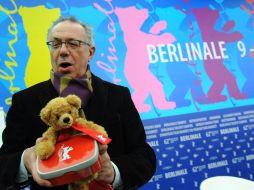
top-left (50, 67), bottom-right (93, 106)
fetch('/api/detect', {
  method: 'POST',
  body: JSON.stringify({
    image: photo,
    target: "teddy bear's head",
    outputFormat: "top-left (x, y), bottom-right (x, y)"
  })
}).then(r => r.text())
top-left (40, 95), bottom-right (81, 131)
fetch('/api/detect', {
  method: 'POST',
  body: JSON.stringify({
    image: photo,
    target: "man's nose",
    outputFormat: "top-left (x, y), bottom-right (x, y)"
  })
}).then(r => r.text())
top-left (59, 43), bottom-right (70, 56)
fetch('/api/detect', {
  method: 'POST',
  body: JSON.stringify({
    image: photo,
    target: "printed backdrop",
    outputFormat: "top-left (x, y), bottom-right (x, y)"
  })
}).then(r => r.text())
top-left (1, 0), bottom-right (254, 190)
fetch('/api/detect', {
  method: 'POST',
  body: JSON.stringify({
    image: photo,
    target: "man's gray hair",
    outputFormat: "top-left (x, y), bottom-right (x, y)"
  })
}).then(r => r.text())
top-left (47, 16), bottom-right (95, 46)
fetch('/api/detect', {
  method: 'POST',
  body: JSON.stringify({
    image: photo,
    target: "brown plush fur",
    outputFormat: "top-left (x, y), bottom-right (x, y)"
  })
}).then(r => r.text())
top-left (35, 94), bottom-right (108, 190)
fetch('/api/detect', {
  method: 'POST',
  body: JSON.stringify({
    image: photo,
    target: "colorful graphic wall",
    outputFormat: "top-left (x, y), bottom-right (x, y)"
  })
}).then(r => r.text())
top-left (1, 0), bottom-right (254, 189)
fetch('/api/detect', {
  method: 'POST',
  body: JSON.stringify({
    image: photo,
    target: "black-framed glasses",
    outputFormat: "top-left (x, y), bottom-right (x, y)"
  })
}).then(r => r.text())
top-left (46, 39), bottom-right (90, 50)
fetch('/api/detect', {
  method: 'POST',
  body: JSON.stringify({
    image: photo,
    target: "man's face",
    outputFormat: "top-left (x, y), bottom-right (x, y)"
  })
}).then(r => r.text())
top-left (48, 21), bottom-right (95, 78)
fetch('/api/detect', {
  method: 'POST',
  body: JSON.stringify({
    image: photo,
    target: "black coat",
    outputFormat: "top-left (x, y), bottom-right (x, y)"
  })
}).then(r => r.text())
top-left (0, 75), bottom-right (156, 190)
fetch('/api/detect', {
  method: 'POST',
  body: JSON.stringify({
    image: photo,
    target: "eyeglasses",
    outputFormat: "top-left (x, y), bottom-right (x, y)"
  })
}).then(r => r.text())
top-left (46, 39), bottom-right (90, 50)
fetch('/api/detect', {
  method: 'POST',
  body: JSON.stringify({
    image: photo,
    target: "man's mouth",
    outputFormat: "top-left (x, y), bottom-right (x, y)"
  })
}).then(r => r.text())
top-left (59, 62), bottom-right (72, 68)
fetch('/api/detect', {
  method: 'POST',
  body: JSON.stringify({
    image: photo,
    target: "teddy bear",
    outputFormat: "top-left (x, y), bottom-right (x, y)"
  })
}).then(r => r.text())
top-left (35, 94), bottom-right (110, 190)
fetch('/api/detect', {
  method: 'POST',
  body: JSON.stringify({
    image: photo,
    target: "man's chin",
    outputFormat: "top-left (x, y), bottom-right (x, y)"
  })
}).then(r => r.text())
top-left (55, 71), bottom-right (73, 78)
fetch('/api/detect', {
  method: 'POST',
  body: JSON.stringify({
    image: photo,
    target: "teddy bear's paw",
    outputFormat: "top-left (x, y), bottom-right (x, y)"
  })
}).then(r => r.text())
top-left (35, 142), bottom-right (55, 160)
top-left (77, 119), bottom-right (108, 136)
top-left (89, 122), bottom-right (108, 136)
top-left (75, 118), bottom-right (88, 125)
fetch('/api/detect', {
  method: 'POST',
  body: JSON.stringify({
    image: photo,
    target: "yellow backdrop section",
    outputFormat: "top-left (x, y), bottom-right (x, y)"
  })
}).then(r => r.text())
top-left (19, 6), bottom-right (60, 87)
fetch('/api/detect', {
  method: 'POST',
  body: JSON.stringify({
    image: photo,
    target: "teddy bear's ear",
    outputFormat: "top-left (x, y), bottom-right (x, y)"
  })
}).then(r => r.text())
top-left (40, 107), bottom-right (51, 125)
top-left (66, 95), bottom-right (81, 109)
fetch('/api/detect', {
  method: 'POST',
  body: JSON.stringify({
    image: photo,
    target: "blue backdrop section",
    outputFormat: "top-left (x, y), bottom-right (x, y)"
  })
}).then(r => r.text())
top-left (1, 1), bottom-right (254, 190)
top-left (141, 105), bottom-right (254, 190)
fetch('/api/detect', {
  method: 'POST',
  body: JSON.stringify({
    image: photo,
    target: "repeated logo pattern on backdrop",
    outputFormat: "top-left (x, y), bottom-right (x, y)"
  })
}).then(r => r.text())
top-left (1, 0), bottom-right (254, 189)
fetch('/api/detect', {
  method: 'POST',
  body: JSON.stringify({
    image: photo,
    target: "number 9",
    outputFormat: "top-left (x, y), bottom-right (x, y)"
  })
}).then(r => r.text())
top-left (237, 41), bottom-right (246, 57)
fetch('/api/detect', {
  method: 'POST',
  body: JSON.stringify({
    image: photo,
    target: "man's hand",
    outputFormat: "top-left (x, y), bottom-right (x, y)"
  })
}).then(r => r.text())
top-left (96, 144), bottom-right (115, 184)
top-left (23, 138), bottom-right (52, 187)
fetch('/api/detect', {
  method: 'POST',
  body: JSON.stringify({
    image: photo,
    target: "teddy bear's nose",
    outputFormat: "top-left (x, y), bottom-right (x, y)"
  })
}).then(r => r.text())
top-left (63, 117), bottom-right (70, 124)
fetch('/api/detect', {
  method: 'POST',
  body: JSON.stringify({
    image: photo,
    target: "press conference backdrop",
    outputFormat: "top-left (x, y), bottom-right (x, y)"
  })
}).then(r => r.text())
top-left (1, 0), bottom-right (254, 189)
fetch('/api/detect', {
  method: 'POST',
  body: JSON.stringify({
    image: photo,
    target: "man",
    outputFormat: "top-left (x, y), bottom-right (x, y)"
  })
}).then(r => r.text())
top-left (0, 16), bottom-right (156, 189)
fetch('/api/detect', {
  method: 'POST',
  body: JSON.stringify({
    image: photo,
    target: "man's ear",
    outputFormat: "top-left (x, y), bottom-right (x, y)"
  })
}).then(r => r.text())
top-left (88, 46), bottom-right (96, 61)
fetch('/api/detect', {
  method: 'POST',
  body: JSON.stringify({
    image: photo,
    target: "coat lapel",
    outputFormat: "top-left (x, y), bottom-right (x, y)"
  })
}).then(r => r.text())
top-left (38, 80), bottom-right (58, 108)
top-left (84, 75), bottom-right (108, 125)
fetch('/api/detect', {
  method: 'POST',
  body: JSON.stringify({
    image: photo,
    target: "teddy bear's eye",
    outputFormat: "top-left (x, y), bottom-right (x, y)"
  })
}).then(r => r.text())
top-left (68, 111), bottom-right (71, 114)
top-left (56, 115), bottom-right (60, 120)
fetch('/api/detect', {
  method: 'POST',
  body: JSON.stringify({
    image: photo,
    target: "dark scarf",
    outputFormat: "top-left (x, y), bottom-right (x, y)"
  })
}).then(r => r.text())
top-left (50, 67), bottom-right (93, 106)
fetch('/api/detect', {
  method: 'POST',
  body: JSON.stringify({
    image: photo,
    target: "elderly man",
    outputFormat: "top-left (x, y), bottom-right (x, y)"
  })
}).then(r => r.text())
top-left (0, 16), bottom-right (156, 190)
